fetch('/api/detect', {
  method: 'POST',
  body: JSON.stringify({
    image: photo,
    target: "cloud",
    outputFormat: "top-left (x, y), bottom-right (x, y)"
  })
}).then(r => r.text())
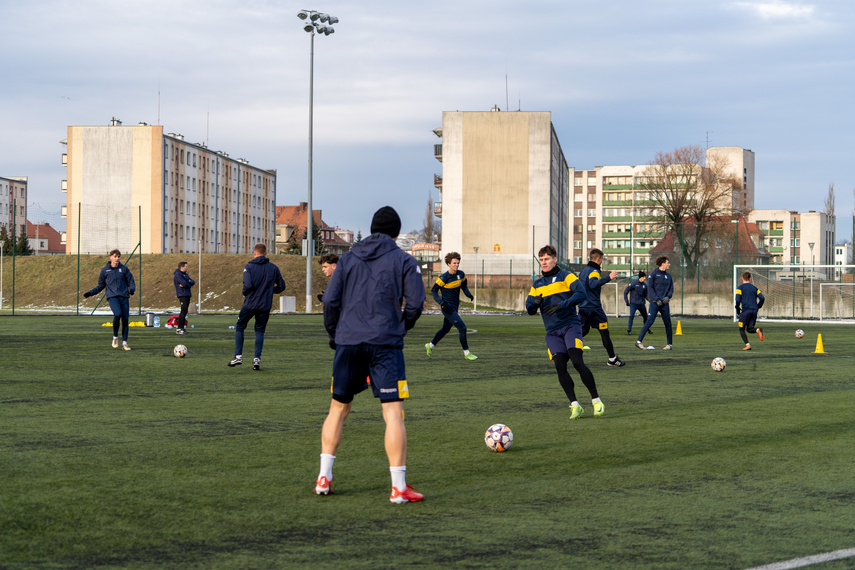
top-left (733, 0), bottom-right (815, 19)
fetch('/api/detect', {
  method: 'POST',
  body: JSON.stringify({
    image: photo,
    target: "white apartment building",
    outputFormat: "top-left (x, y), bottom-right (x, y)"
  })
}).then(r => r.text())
top-left (747, 209), bottom-right (835, 269)
top-left (0, 176), bottom-right (28, 241)
top-left (833, 242), bottom-right (852, 279)
top-left (61, 119), bottom-right (276, 255)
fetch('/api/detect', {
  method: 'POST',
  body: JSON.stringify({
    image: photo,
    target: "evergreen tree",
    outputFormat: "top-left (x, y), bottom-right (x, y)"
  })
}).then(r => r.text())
top-left (355, 230), bottom-right (362, 243)
top-left (0, 225), bottom-right (10, 255)
top-left (311, 222), bottom-right (327, 256)
top-left (284, 228), bottom-right (303, 255)
top-left (16, 226), bottom-right (32, 256)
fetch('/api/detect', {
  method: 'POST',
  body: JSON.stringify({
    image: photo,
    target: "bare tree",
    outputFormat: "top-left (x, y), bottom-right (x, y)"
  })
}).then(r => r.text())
top-left (825, 183), bottom-right (835, 217)
top-left (418, 194), bottom-right (440, 243)
top-left (641, 145), bottom-right (740, 278)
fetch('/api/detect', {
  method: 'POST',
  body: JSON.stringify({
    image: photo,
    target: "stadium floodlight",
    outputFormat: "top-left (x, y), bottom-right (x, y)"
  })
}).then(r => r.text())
top-left (297, 9), bottom-right (339, 314)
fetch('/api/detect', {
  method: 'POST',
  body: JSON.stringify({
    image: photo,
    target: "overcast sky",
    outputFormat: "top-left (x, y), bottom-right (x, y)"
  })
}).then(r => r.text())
top-left (2, 0), bottom-right (854, 239)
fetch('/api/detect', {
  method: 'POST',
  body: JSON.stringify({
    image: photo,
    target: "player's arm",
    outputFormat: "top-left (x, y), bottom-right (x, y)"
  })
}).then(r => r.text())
top-left (242, 266), bottom-right (254, 296)
top-left (734, 287), bottom-right (742, 315)
top-left (273, 268), bottom-right (286, 295)
top-left (588, 270), bottom-right (611, 289)
top-left (757, 290), bottom-right (765, 309)
top-left (402, 257), bottom-right (426, 330)
top-left (323, 261), bottom-right (345, 338)
top-left (84, 268), bottom-right (107, 298)
top-left (126, 270), bottom-right (136, 296)
top-left (623, 284), bottom-right (631, 305)
top-left (525, 287), bottom-right (542, 315)
top-left (461, 276), bottom-right (474, 301)
top-left (186, 275), bottom-right (195, 287)
top-left (431, 281), bottom-right (443, 305)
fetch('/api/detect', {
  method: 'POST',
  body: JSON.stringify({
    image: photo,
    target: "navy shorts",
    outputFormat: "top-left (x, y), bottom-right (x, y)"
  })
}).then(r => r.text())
top-left (739, 309), bottom-right (758, 331)
top-left (545, 324), bottom-right (584, 360)
top-left (331, 345), bottom-right (408, 403)
top-left (579, 307), bottom-right (609, 331)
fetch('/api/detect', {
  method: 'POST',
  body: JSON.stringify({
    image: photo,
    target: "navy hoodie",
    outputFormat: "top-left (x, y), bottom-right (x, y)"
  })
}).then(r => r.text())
top-left (174, 269), bottom-right (195, 297)
top-left (241, 256), bottom-right (286, 311)
top-left (87, 262), bottom-right (135, 299)
top-left (324, 233), bottom-right (425, 347)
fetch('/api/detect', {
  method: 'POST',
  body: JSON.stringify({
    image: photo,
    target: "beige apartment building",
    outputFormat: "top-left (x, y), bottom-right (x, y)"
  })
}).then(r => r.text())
top-left (435, 109), bottom-right (569, 280)
top-left (1, 176), bottom-right (28, 241)
top-left (747, 209), bottom-right (835, 269)
top-left (572, 147), bottom-right (755, 273)
top-left (61, 119), bottom-right (276, 255)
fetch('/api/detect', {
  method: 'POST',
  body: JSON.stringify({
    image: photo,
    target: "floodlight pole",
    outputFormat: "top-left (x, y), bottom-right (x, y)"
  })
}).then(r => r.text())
top-left (1, 241), bottom-right (4, 310)
top-left (473, 246), bottom-right (479, 312)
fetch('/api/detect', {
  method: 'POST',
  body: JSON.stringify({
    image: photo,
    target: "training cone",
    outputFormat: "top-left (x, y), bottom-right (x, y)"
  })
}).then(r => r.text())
top-left (675, 320), bottom-right (683, 335)
top-left (814, 334), bottom-right (825, 354)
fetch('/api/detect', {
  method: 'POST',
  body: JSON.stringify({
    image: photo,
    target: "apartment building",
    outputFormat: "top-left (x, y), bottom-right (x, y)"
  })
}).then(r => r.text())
top-left (61, 119), bottom-right (276, 255)
top-left (435, 109), bottom-right (569, 279)
top-left (747, 209), bottom-right (835, 268)
top-left (0, 176), bottom-right (28, 240)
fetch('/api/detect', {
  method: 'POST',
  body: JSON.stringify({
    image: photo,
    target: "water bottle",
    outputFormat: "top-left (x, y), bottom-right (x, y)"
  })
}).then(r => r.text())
top-left (154, 315), bottom-right (161, 328)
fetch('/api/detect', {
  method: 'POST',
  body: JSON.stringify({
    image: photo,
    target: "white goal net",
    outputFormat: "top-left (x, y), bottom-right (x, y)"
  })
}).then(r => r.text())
top-left (733, 264), bottom-right (855, 322)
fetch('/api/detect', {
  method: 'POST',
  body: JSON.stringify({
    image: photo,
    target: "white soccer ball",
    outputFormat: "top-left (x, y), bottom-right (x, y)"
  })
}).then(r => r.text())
top-left (795, 329), bottom-right (804, 338)
top-left (173, 344), bottom-right (188, 358)
top-left (484, 423), bottom-right (513, 452)
top-left (711, 357), bottom-right (726, 372)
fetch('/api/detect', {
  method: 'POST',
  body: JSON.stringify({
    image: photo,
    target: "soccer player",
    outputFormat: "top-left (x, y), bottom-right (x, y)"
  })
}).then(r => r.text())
top-left (636, 255), bottom-right (674, 350)
top-left (228, 243), bottom-right (286, 371)
top-left (317, 253), bottom-right (339, 302)
top-left (578, 248), bottom-right (625, 367)
top-left (526, 245), bottom-right (605, 420)
top-left (735, 272), bottom-right (765, 350)
top-left (623, 271), bottom-right (651, 336)
top-left (83, 249), bottom-right (136, 350)
top-left (425, 252), bottom-right (477, 361)
top-left (316, 206), bottom-right (426, 503)
top-left (173, 261), bottom-right (195, 335)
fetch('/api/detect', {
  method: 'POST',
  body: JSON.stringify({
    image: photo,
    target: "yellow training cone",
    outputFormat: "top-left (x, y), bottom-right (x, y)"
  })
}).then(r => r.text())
top-left (814, 334), bottom-right (825, 354)
top-left (675, 320), bottom-right (683, 335)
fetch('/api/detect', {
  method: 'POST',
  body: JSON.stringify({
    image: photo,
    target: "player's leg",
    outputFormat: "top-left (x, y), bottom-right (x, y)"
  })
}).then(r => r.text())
top-left (108, 297), bottom-right (121, 346)
top-left (447, 310), bottom-right (476, 359)
top-left (568, 347), bottom-right (604, 417)
top-left (252, 310), bottom-right (270, 368)
top-left (626, 304), bottom-right (636, 334)
top-left (178, 296), bottom-right (190, 330)
top-left (637, 303), bottom-right (658, 346)
top-left (430, 316), bottom-right (453, 347)
top-left (738, 312), bottom-right (750, 346)
top-left (119, 297), bottom-right (131, 348)
top-left (230, 306), bottom-right (252, 366)
top-left (661, 305), bottom-right (673, 347)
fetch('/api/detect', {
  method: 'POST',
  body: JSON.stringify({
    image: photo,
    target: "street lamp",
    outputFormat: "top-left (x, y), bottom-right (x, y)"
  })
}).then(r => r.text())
top-left (297, 9), bottom-right (338, 314)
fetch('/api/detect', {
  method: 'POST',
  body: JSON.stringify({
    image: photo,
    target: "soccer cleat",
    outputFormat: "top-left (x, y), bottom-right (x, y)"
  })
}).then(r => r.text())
top-left (314, 476), bottom-right (332, 495)
top-left (176, 328), bottom-right (185, 335)
top-left (228, 356), bottom-right (242, 367)
top-left (425, 343), bottom-right (433, 359)
top-left (390, 484), bottom-right (424, 504)
top-left (626, 330), bottom-right (632, 335)
top-left (663, 344), bottom-right (672, 350)
top-left (636, 341), bottom-right (646, 350)
top-left (465, 353), bottom-right (478, 361)
top-left (253, 358), bottom-right (261, 371)
top-left (112, 338), bottom-right (119, 349)
top-left (122, 344), bottom-right (131, 351)
top-left (757, 328), bottom-right (765, 341)
top-left (593, 401), bottom-right (605, 417)
top-left (569, 403), bottom-right (585, 420)
top-left (607, 356), bottom-right (626, 367)
top-left (743, 344), bottom-right (751, 351)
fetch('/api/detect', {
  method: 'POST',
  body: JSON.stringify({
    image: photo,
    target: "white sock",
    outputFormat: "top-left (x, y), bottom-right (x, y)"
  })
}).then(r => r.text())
top-left (609, 355), bottom-right (617, 361)
top-left (390, 465), bottom-right (406, 490)
top-left (122, 341), bottom-right (128, 345)
top-left (319, 453), bottom-right (335, 480)
top-left (464, 349), bottom-right (470, 356)
top-left (592, 397), bottom-right (602, 404)
top-left (571, 400), bottom-right (580, 407)
top-left (429, 343), bottom-right (435, 349)
top-left (113, 336), bottom-right (118, 340)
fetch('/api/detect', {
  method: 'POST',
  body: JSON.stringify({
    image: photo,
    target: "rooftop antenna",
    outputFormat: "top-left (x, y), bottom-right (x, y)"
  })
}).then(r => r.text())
top-left (705, 130), bottom-right (713, 150)
top-left (206, 106), bottom-right (210, 147)
top-left (505, 70), bottom-right (509, 112)
top-left (157, 85), bottom-right (161, 126)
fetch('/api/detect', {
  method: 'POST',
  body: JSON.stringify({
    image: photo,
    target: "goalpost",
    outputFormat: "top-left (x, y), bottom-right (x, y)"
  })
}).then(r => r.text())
top-left (733, 264), bottom-right (855, 323)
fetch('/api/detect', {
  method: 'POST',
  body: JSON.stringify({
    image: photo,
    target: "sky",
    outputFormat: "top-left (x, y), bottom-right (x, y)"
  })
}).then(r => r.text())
top-left (2, 0), bottom-right (855, 239)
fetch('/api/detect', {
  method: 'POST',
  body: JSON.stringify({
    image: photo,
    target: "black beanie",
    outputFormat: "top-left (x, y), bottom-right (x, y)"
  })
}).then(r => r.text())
top-left (638, 271), bottom-right (646, 278)
top-left (370, 206), bottom-right (401, 239)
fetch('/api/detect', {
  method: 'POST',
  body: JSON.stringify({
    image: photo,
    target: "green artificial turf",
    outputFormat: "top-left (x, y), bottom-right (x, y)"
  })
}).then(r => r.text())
top-left (1, 314), bottom-right (853, 569)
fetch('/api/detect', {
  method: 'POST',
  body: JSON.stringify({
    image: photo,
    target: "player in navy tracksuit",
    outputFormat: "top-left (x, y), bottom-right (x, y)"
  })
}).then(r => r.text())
top-left (317, 206), bottom-right (426, 503)
top-left (578, 248), bottom-right (625, 367)
top-left (83, 249), bottom-right (136, 350)
top-left (228, 243), bottom-right (285, 370)
top-left (525, 245), bottom-right (604, 420)
top-left (426, 252), bottom-right (477, 360)
top-left (623, 271), bottom-right (651, 335)
top-left (173, 261), bottom-right (195, 334)
top-left (735, 272), bottom-right (766, 350)
top-left (636, 255), bottom-right (674, 350)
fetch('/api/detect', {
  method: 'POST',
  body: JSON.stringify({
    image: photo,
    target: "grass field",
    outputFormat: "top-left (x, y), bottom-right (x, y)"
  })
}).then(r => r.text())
top-left (1, 314), bottom-right (854, 569)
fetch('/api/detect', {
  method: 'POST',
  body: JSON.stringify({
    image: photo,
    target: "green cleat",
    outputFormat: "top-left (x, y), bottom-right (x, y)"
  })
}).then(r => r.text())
top-left (425, 343), bottom-right (433, 359)
top-left (593, 401), bottom-right (605, 417)
top-left (465, 353), bottom-right (478, 361)
top-left (569, 403), bottom-right (585, 420)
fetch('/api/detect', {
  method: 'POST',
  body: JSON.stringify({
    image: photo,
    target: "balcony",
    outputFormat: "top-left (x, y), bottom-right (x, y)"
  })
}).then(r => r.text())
top-left (61, 205), bottom-right (67, 219)
top-left (61, 153), bottom-right (67, 166)
top-left (61, 179), bottom-right (67, 193)
top-left (434, 174), bottom-right (442, 190)
top-left (434, 144), bottom-right (442, 162)
top-left (434, 202), bottom-right (442, 217)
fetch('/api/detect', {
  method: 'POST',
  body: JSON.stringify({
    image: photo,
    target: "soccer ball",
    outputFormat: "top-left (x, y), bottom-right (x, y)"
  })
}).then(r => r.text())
top-left (484, 423), bottom-right (513, 452)
top-left (795, 329), bottom-right (804, 338)
top-left (173, 344), bottom-right (188, 358)
top-left (711, 357), bottom-right (726, 372)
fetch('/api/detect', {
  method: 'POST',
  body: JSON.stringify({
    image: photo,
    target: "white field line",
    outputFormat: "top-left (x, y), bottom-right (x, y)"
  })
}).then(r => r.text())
top-left (746, 547), bottom-right (855, 570)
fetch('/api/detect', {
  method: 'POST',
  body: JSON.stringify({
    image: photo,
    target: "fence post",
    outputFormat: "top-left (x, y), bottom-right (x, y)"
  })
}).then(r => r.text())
top-left (77, 202), bottom-right (81, 316)
top-left (509, 259), bottom-right (513, 289)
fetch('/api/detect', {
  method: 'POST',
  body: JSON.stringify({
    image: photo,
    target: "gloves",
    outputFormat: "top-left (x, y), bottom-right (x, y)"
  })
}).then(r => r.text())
top-left (317, 293), bottom-right (324, 303)
top-left (662, 296), bottom-right (670, 304)
top-left (625, 302), bottom-right (630, 307)
top-left (130, 290), bottom-right (135, 296)
top-left (440, 302), bottom-right (452, 314)
top-left (736, 310), bottom-right (741, 318)
top-left (329, 339), bottom-right (336, 350)
top-left (83, 291), bottom-right (92, 299)
top-left (466, 294), bottom-right (474, 301)
top-left (532, 294), bottom-right (543, 306)
top-left (656, 300), bottom-right (664, 308)
top-left (542, 303), bottom-right (560, 316)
